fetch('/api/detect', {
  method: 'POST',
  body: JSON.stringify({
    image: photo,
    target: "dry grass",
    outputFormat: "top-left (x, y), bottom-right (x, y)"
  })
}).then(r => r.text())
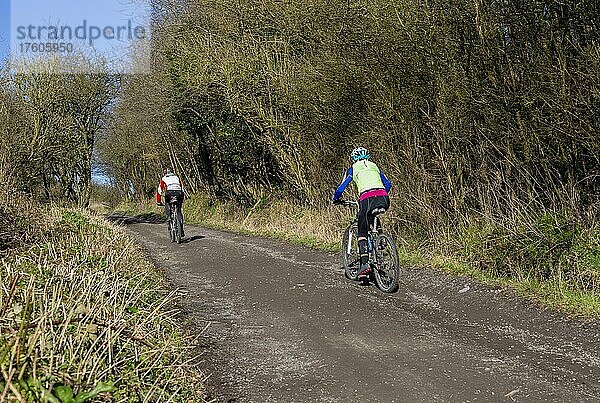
top-left (0, 207), bottom-right (208, 402)
top-left (0, 198), bottom-right (41, 254)
top-left (183, 194), bottom-right (349, 251)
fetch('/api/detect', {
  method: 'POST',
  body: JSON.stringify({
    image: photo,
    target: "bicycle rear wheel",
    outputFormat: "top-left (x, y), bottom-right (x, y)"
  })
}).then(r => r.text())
top-left (342, 223), bottom-right (360, 280)
top-left (372, 233), bottom-right (399, 293)
top-left (174, 212), bottom-right (182, 244)
top-left (169, 215), bottom-right (176, 243)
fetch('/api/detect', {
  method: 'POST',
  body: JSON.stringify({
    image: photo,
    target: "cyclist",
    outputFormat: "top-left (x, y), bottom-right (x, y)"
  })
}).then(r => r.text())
top-left (156, 168), bottom-right (185, 238)
top-left (332, 147), bottom-right (392, 279)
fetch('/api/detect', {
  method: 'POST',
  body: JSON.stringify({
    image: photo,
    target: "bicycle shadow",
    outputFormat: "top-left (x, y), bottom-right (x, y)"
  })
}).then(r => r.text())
top-left (106, 213), bottom-right (166, 225)
top-left (106, 214), bottom-right (208, 244)
top-left (341, 267), bottom-right (400, 294)
top-left (181, 235), bottom-right (205, 244)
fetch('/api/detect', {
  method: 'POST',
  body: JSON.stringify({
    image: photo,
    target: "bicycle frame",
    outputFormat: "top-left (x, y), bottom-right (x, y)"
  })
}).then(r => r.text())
top-left (368, 216), bottom-right (382, 266)
top-left (168, 197), bottom-right (178, 224)
top-left (338, 199), bottom-right (399, 293)
top-left (342, 200), bottom-right (384, 264)
top-left (167, 195), bottom-right (182, 243)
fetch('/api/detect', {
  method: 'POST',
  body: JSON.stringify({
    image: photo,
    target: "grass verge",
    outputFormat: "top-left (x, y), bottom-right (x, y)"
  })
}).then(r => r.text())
top-left (432, 255), bottom-right (600, 318)
top-left (0, 201), bottom-right (208, 401)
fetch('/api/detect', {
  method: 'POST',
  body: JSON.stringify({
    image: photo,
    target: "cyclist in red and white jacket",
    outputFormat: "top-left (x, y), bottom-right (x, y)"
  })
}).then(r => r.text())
top-left (156, 168), bottom-right (185, 237)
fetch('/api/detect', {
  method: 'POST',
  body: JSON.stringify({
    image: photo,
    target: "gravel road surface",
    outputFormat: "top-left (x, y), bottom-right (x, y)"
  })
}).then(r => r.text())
top-left (116, 215), bottom-right (600, 402)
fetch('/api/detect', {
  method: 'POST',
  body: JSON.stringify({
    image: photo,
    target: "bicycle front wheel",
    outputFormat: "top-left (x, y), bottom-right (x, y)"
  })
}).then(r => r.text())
top-left (373, 233), bottom-right (399, 293)
top-left (342, 223), bottom-right (360, 280)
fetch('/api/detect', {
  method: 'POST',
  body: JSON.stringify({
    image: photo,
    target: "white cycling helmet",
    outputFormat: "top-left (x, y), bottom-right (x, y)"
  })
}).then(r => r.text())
top-left (351, 147), bottom-right (370, 162)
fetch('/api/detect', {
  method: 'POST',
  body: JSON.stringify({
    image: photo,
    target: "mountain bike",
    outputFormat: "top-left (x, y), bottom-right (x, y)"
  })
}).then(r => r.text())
top-left (167, 195), bottom-right (183, 244)
top-left (338, 200), bottom-right (399, 293)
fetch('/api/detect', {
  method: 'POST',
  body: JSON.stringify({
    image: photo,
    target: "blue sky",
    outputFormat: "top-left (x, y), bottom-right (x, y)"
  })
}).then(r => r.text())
top-left (0, 0), bottom-right (9, 62)
top-left (2, 0), bottom-right (151, 72)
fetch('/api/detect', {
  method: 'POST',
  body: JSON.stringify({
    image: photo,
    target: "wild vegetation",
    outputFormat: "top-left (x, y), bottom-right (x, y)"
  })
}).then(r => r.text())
top-left (0, 57), bottom-right (118, 206)
top-left (100, 0), bottom-right (600, 311)
top-left (0, 56), bottom-right (208, 400)
top-left (0, 1), bottom-right (598, 399)
top-left (0, 198), bottom-right (207, 401)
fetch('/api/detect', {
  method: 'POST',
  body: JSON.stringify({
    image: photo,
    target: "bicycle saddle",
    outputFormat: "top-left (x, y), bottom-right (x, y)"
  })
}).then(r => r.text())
top-left (371, 207), bottom-right (386, 216)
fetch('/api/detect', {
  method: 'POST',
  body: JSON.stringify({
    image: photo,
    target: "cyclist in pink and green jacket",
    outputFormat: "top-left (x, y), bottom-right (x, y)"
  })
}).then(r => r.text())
top-left (333, 147), bottom-right (392, 279)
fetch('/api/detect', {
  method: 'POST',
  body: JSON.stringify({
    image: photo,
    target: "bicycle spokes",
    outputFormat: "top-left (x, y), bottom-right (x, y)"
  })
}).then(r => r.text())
top-left (371, 233), bottom-right (399, 293)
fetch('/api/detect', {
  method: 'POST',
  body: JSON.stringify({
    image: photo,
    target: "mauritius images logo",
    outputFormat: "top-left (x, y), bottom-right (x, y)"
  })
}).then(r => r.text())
top-left (8, 0), bottom-right (151, 73)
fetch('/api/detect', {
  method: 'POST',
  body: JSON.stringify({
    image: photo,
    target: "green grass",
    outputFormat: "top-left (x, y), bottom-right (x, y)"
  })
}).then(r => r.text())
top-left (514, 277), bottom-right (600, 318)
top-left (431, 255), bottom-right (600, 319)
top-left (397, 247), bottom-right (426, 267)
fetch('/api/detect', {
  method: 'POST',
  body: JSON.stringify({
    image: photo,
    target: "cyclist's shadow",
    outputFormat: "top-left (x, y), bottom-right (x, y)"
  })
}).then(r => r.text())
top-left (106, 213), bottom-right (166, 225)
top-left (181, 235), bottom-right (205, 244)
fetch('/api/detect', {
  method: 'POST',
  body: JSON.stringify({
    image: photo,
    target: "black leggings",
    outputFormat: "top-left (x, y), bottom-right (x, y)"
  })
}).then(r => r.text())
top-left (357, 195), bottom-right (390, 238)
top-left (357, 195), bottom-right (389, 266)
top-left (164, 190), bottom-right (184, 228)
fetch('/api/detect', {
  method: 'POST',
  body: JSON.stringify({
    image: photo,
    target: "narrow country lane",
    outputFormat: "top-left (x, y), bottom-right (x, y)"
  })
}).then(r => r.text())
top-left (115, 216), bottom-right (600, 403)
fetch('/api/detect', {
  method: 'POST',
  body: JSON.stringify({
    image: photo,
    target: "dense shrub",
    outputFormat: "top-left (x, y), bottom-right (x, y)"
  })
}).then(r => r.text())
top-left (100, 0), bottom-right (599, 286)
top-left (103, 0), bottom-right (598, 219)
